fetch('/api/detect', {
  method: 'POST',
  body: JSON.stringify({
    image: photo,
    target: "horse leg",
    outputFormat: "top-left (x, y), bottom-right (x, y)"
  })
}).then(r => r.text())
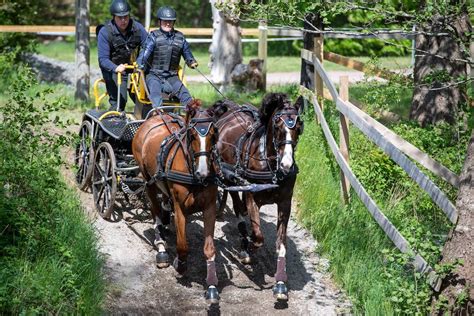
top-left (146, 184), bottom-right (170, 268)
top-left (245, 192), bottom-right (264, 248)
top-left (273, 199), bottom-right (291, 301)
top-left (203, 188), bottom-right (219, 304)
top-left (172, 191), bottom-right (188, 275)
top-left (229, 191), bottom-right (251, 263)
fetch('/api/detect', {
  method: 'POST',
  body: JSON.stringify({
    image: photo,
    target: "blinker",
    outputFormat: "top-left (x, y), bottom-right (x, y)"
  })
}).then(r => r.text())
top-left (281, 116), bottom-right (298, 129)
top-left (195, 124), bottom-right (211, 137)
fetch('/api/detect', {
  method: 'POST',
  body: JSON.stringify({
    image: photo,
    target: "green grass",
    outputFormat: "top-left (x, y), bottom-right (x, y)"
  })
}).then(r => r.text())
top-left (0, 68), bottom-right (105, 314)
top-left (295, 113), bottom-right (396, 314)
top-left (295, 86), bottom-right (467, 314)
top-left (36, 41), bottom-right (411, 75)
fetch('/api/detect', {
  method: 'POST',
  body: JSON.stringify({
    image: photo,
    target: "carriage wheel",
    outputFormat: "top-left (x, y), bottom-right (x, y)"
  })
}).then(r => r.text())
top-left (92, 142), bottom-right (117, 219)
top-left (216, 188), bottom-right (228, 218)
top-left (74, 120), bottom-right (94, 190)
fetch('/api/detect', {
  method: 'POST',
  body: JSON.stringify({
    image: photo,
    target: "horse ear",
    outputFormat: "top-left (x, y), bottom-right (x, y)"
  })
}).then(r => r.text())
top-left (294, 96), bottom-right (304, 115)
top-left (211, 100), bottom-right (228, 118)
top-left (260, 93), bottom-right (287, 123)
top-left (206, 107), bottom-right (215, 116)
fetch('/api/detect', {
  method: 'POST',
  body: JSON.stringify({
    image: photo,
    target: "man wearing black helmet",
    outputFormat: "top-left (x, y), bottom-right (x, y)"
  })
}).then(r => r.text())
top-left (137, 6), bottom-right (198, 108)
top-left (98, 0), bottom-right (148, 111)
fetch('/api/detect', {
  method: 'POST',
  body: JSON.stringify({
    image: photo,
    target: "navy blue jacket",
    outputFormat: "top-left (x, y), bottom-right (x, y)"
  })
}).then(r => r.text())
top-left (98, 19), bottom-right (148, 73)
top-left (137, 28), bottom-right (195, 78)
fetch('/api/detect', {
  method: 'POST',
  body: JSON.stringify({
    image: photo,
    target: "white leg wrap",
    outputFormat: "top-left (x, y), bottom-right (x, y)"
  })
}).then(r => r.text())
top-left (278, 244), bottom-right (286, 257)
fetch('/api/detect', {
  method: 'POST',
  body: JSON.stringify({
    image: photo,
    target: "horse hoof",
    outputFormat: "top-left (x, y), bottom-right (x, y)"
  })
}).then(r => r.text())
top-left (273, 281), bottom-right (288, 301)
top-left (156, 251), bottom-right (170, 268)
top-left (205, 285), bottom-right (220, 304)
top-left (239, 250), bottom-right (251, 264)
top-left (173, 257), bottom-right (187, 275)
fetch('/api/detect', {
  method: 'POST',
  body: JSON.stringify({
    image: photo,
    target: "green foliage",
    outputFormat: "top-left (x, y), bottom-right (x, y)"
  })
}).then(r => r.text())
top-left (295, 78), bottom-right (471, 313)
top-left (0, 1), bottom-right (40, 60)
top-left (381, 250), bottom-right (432, 315)
top-left (90, 0), bottom-right (213, 27)
top-left (324, 38), bottom-right (411, 57)
top-left (0, 66), bottom-right (105, 314)
top-left (295, 111), bottom-right (394, 314)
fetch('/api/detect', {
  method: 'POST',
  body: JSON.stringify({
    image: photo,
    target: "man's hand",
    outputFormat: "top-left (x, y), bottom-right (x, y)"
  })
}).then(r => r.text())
top-left (190, 62), bottom-right (198, 69)
top-left (115, 64), bottom-right (126, 73)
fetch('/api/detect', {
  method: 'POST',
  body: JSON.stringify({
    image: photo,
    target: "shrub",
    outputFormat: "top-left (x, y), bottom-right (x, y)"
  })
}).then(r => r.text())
top-left (0, 66), bottom-right (105, 314)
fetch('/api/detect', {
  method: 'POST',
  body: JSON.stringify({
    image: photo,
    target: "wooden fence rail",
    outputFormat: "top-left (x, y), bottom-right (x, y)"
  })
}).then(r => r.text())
top-left (300, 85), bottom-right (441, 291)
top-left (323, 51), bottom-right (409, 82)
top-left (299, 47), bottom-right (462, 291)
top-left (0, 25), bottom-right (260, 36)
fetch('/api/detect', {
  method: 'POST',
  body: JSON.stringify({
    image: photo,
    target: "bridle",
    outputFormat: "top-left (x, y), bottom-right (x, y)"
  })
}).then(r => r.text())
top-left (271, 107), bottom-right (302, 179)
top-left (186, 113), bottom-right (217, 178)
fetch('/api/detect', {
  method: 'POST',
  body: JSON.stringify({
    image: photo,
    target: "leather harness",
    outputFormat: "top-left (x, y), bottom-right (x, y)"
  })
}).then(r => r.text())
top-left (214, 105), bottom-right (300, 187)
top-left (146, 112), bottom-right (216, 188)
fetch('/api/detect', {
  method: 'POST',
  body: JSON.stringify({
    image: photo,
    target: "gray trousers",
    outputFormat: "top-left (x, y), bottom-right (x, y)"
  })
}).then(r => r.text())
top-left (146, 73), bottom-right (192, 108)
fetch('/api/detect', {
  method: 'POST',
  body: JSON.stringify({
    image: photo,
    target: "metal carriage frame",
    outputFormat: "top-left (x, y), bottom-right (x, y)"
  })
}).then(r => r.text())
top-left (74, 64), bottom-right (186, 219)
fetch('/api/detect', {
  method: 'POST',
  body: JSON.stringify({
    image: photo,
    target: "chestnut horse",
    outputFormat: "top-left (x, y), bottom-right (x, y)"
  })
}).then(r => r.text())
top-left (132, 103), bottom-right (220, 303)
top-left (212, 93), bottom-right (303, 301)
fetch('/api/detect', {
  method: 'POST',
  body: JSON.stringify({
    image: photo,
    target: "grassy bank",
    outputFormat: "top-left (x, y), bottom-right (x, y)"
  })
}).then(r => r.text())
top-left (0, 64), bottom-right (105, 313)
top-left (294, 81), bottom-right (469, 314)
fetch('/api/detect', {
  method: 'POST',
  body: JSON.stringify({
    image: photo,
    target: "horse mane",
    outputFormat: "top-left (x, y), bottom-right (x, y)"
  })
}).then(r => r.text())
top-left (259, 93), bottom-right (290, 125)
top-left (210, 99), bottom-right (241, 119)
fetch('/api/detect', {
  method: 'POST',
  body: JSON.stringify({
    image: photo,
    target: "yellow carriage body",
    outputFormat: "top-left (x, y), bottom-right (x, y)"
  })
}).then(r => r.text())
top-left (93, 64), bottom-right (186, 120)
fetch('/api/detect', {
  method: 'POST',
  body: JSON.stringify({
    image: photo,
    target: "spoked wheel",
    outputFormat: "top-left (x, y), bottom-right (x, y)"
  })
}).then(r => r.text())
top-left (74, 120), bottom-right (94, 190)
top-left (92, 142), bottom-right (117, 219)
top-left (216, 188), bottom-right (228, 218)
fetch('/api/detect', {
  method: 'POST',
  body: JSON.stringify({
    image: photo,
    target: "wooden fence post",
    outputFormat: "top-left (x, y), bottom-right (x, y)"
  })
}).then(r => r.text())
top-left (314, 34), bottom-right (324, 105)
top-left (339, 76), bottom-right (350, 203)
top-left (75, 0), bottom-right (90, 101)
top-left (258, 20), bottom-right (268, 91)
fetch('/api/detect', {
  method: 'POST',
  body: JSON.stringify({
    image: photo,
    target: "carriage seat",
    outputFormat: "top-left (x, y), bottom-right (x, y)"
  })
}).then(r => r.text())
top-left (131, 68), bottom-right (185, 105)
top-left (84, 109), bottom-right (143, 142)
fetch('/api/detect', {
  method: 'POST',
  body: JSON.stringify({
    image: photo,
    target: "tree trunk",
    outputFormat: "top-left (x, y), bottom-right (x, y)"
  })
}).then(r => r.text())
top-left (410, 4), bottom-right (471, 126)
top-left (209, 0), bottom-right (242, 89)
top-left (75, 0), bottom-right (90, 101)
top-left (431, 130), bottom-right (474, 315)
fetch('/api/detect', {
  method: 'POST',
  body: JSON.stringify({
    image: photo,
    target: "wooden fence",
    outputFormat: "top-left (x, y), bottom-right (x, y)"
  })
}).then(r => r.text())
top-left (0, 25), bottom-right (268, 36)
top-left (299, 47), bottom-right (461, 291)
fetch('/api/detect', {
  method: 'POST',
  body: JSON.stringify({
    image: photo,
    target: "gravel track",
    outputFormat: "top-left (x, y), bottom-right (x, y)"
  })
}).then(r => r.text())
top-left (48, 53), bottom-right (353, 314)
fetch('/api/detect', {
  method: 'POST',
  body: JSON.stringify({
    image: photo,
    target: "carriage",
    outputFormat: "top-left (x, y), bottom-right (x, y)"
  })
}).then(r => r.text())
top-left (73, 64), bottom-right (185, 219)
top-left (73, 62), bottom-right (304, 303)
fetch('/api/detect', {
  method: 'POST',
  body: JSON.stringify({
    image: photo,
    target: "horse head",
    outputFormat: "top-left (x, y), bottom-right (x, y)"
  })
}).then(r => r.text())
top-left (260, 93), bottom-right (304, 175)
top-left (185, 100), bottom-right (217, 180)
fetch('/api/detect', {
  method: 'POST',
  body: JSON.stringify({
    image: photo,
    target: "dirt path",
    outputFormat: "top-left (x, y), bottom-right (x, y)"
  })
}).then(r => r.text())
top-left (65, 143), bottom-right (351, 314)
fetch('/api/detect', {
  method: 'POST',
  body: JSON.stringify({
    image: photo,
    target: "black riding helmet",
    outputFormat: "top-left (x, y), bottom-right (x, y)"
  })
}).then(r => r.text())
top-left (156, 6), bottom-right (176, 21)
top-left (110, 0), bottom-right (131, 17)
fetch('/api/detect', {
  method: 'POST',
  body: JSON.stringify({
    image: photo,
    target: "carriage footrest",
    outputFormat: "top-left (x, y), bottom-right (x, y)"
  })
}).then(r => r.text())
top-left (121, 182), bottom-right (145, 195)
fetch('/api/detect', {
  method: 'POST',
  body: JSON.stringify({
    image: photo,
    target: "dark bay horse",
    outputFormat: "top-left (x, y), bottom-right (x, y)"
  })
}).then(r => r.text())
top-left (212, 93), bottom-right (303, 301)
top-left (132, 102), bottom-right (220, 303)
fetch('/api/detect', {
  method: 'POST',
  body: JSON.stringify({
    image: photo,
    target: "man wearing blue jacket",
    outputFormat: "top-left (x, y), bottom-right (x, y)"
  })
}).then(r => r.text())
top-left (98, 0), bottom-right (147, 111)
top-left (137, 6), bottom-right (198, 108)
